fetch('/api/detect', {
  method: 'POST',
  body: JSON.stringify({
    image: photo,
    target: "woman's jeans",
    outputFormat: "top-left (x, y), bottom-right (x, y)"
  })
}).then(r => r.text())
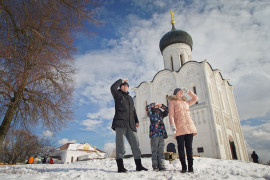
top-left (176, 134), bottom-right (193, 166)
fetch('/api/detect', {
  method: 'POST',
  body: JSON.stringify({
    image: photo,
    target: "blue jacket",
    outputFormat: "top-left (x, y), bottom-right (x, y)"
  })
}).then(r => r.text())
top-left (145, 103), bottom-right (168, 138)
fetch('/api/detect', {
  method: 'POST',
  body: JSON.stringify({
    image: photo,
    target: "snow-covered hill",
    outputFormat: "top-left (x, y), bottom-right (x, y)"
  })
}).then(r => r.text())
top-left (0, 157), bottom-right (269, 180)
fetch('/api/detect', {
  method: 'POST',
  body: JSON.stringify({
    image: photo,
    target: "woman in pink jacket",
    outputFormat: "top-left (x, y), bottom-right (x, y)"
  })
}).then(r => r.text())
top-left (168, 87), bottom-right (198, 173)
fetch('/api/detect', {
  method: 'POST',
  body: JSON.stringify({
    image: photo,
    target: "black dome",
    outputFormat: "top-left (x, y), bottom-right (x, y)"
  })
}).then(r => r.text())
top-left (159, 25), bottom-right (193, 53)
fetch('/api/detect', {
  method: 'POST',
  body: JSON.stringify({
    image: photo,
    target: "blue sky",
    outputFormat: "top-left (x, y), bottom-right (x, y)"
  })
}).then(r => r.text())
top-left (40, 0), bottom-right (270, 162)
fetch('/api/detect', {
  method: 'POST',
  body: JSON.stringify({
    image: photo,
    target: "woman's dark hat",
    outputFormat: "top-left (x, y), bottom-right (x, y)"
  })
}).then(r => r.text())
top-left (173, 88), bottom-right (181, 95)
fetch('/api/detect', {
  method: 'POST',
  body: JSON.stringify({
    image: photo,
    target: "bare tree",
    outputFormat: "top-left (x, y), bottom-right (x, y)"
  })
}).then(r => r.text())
top-left (38, 137), bottom-right (57, 158)
top-left (0, 129), bottom-right (57, 164)
top-left (0, 129), bottom-right (42, 164)
top-left (0, 0), bottom-right (100, 149)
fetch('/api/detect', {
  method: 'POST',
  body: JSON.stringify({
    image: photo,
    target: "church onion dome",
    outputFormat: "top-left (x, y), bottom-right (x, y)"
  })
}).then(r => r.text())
top-left (159, 24), bottom-right (193, 53)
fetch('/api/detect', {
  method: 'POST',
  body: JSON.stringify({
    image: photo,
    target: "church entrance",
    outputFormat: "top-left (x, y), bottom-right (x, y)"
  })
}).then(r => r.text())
top-left (229, 140), bottom-right (238, 160)
top-left (167, 143), bottom-right (176, 153)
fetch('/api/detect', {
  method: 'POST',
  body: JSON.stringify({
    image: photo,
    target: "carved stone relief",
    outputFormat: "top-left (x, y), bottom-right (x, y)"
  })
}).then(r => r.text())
top-left (214, 110), bottom-right (221, 125)
top-left (218, 130), bottom-right (223, 145)
top-left (224, 116), bottom-right (232, 130)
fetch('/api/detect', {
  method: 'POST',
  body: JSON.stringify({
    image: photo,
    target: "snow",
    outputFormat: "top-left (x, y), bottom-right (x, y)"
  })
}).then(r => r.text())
top-left (0, 157), bottom-right (269, 180)
top-left (68, 144), bottom-right (80, 150)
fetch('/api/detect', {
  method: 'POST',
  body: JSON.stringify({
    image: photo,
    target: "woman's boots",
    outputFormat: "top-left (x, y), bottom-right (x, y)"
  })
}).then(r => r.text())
top-left (180, 159), bottom-right (187, 173)
top-left (180, 158), bottom-right (193, 173)
top-left (188, 159), bottom-right (194, 173)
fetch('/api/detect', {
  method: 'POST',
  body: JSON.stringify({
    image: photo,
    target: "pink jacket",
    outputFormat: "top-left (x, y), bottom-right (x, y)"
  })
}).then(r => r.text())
top-left (168, 91), bottom-right (198, 136)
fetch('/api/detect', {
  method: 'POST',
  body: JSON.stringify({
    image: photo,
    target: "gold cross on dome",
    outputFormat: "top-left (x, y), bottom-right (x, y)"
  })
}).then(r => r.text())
top-left (170, 11), bottom-right (175, 24)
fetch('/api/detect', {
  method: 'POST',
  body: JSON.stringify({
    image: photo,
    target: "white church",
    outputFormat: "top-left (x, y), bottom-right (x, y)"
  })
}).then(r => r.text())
top-left (133, 14), bottom-right (249, 161)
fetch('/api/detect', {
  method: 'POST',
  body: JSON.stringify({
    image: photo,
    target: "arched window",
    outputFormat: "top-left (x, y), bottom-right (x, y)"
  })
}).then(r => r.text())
top-left (193, 86), bottom-right (198, 104)
top-left (170, 56), bottom-right (174, 71)
top-left (167, 143), bottom-right (176, 153)
top-left (229, 136), bottom-right (238, 160)
top-left (180, 55), bottom-right (184, 66)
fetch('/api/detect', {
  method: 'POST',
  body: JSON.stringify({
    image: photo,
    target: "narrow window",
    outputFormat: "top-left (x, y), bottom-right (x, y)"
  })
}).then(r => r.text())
top-left (180, 55), bottom-right (184, 66)
top-left (170, 56), bottom-right (174, 71)
top-left (145, 100), bottom-right (147, 116)
top-left (193, 86), bottom-right (198, 104)
top-left (166, 95), bottom-right (169, 106)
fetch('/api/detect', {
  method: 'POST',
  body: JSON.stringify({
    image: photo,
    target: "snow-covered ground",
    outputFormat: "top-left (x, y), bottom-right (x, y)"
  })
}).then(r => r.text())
top-left (0, 157), bottom-right (269, 180)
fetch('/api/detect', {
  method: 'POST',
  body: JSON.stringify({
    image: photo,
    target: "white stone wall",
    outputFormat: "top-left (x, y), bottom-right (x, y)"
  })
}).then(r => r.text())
top-left (134, 62), bottom-right (219, 158)
top-left (162, 43), bottom-right (192, 71)
top-left (134, 61), bottom-right (248, 161)
top-left (203, 61), bottom-right (248, 161)
top-left (134, 40), bottom-right (248, 161)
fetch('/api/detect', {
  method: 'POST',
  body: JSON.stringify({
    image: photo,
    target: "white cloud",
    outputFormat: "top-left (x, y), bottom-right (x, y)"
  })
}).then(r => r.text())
top-left (242, 122), bottom-right (270, 162)
top-left (77, 108), bottom-right (115, 133)
top-left (42, 130), bottom-right (53, 138)
top-left (103, 142), bottom-right (115, 154)
top-left (58, 138), bottom-right (77, 145)
top-left (87, 107), bottom-right (115, 120)
top-left (234, 72), bottom-right (270, 120)
top-left (80, 119), bottom-right (102, 131)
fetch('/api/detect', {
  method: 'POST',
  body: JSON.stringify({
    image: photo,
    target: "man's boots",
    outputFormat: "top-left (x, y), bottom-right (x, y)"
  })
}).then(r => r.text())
top-left (116, 159), bottom-right (128, 173)
top-left (180, 159), bottom-right (187, 173)
top-left (134, 159), bottom-right (148, 171)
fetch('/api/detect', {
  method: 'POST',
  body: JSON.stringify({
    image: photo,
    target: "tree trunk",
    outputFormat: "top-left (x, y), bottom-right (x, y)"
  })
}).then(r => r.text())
top-left (0, 100), bottom-right (19, 151)
top-left (0, 69), bottom-right (26, 150)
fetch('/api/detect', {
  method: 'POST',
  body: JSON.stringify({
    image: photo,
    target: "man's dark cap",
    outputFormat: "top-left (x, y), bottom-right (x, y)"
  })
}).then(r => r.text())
top-left (120, 82), bottom-right (129, 88)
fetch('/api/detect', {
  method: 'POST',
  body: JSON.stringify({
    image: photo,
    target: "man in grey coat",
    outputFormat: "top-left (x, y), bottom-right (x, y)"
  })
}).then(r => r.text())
top-left (111, 78), bottom-right (148, 173)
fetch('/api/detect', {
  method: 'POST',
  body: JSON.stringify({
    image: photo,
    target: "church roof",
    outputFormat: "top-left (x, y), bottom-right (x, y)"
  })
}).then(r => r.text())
top-left (159, 24), bottom-right (193, 53)
top-left (56, 143), bottom-right (105, 153)
top-left (134, 61), bottom-right (232, 89)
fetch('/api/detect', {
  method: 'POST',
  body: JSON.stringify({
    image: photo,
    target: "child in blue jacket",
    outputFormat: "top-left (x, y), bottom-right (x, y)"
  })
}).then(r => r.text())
top-left (145, 103), bottom-right (168, 171)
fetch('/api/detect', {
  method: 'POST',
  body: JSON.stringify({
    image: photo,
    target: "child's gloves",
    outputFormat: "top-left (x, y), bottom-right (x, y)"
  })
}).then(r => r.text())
top-left (181, 87), bottom-right (189, 93)
top-left (170, 124), bottom-right (177, 134)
